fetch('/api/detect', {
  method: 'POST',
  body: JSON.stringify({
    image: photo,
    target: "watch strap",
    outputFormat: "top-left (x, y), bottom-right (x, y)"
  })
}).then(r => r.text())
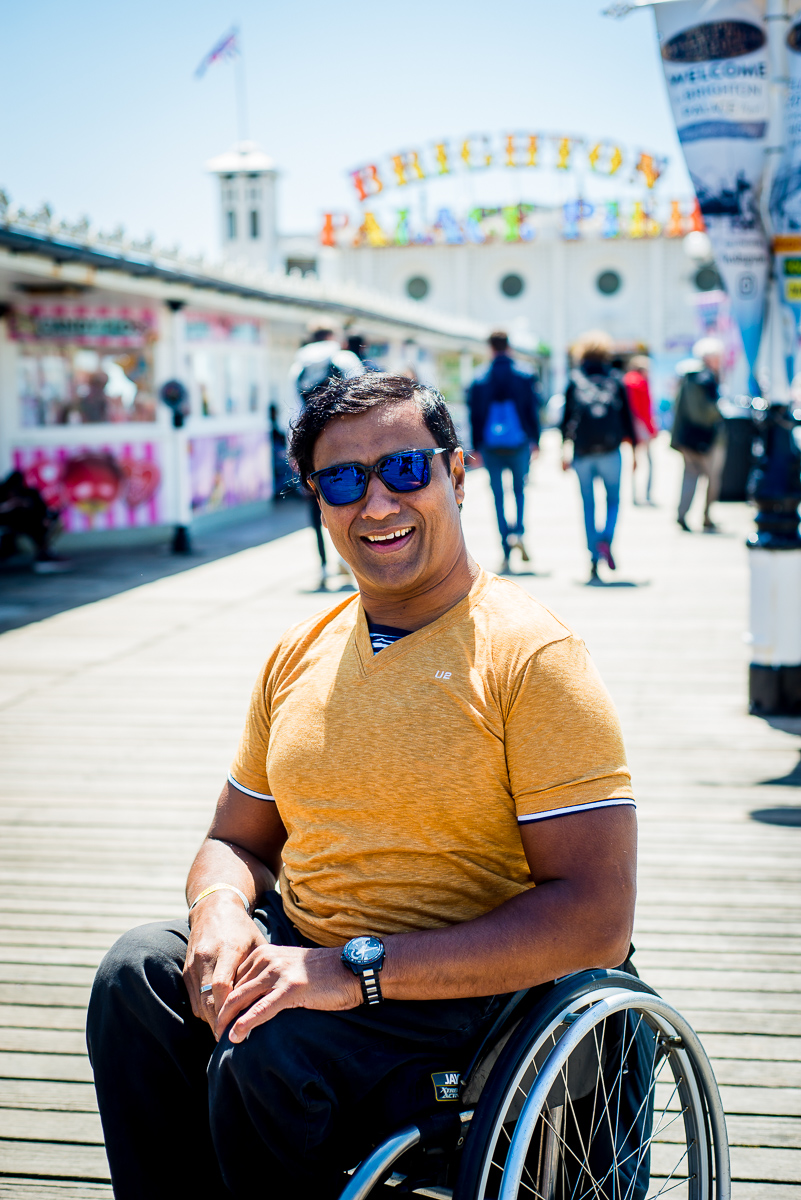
top-left (359, 965), bottom-right (383, 1006)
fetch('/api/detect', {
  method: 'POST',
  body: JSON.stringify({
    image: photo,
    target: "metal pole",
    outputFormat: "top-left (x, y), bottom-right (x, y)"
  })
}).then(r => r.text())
top-left (235, 30), bottom-right (249, 143)
top-left (762, 0), bottom-right (791, 402)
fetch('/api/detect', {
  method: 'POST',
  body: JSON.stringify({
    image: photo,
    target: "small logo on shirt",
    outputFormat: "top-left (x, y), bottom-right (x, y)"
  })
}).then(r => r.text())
top-left (434, 670), bottom-right (452, 680)
top-left (431, 1071), bottom-right (461, 1102)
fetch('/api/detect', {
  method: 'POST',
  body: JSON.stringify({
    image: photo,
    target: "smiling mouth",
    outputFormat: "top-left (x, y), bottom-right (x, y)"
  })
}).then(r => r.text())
top-left (362, 526), bottom-right (415, 552)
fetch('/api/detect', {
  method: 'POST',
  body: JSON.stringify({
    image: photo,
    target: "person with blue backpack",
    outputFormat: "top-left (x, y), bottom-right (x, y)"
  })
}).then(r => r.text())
top-left (561, 331), bottom-right (638, 582)
top-left (467, 332), bottom-right (542, 572)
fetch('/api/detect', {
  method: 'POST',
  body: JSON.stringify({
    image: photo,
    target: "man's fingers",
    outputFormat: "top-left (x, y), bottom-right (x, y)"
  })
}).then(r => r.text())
top-left (199, 981), bottom-right (218, 1027)
top-left (233, 948), bottom-right (274, 985)
top-left (228, 986), bottom-right (290, 1043)
top-left (183, 963), bottom-right (205, 1021)
top-left (210, 946), bottom-right (245, 1012)
top-left (217, 977), bottom-right (268, 1030)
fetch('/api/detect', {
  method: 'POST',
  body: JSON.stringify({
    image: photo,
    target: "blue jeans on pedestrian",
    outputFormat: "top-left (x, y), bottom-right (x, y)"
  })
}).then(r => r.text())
top-left (482, 444), bottom-right (531, 553)
top-left (573, 448), bottom-right (622, 561)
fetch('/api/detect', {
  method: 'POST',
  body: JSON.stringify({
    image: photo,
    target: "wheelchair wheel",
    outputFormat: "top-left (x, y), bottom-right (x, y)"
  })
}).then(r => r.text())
top-left (455, 970), bottom-right (729, 1200)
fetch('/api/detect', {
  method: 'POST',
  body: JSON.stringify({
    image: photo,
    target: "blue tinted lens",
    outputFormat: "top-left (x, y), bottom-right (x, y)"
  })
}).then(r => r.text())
top-left (379, 451), bottom-right (430, 492)
top-left (316, 463), bottom-right (367, 504)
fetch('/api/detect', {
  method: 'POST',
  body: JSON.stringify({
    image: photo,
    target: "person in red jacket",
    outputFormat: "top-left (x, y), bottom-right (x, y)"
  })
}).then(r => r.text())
top-left (623, 356), bottom-right (658, 506)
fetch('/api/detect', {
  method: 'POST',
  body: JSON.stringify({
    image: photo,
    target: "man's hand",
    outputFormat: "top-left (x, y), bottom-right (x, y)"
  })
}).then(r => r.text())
top-left (183, 893), bottom-right (268, 1035)
top-left (218, 944), bottom-right (362, 1044)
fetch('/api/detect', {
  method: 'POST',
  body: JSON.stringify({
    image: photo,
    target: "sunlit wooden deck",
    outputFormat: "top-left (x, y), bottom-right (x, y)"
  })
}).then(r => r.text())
top-left (0, 434), bottom-right (798, 1198)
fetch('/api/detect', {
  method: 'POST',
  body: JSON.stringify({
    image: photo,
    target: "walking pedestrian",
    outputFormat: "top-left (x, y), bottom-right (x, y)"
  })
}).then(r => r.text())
top-left (268, 404), bottom-right (293, 498)
top-left (466, 331), bottom-right (541, 573)
top-left (561, 331), bottom-right (637, 581)
top-left (671, 337), bottom-right (725, 533)
top-left (623, 356), bottom-right (658, 506)
top-left (289, 330), bottom-right (364, 588)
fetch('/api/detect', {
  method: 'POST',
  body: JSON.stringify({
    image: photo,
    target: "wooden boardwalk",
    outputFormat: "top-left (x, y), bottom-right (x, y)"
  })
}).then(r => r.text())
top-left (0, 433), bottom-right (798, 1198)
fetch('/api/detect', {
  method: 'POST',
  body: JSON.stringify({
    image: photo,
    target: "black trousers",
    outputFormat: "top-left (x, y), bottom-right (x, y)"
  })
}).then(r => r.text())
top-left (86, 894), bottom-right (502, 1200)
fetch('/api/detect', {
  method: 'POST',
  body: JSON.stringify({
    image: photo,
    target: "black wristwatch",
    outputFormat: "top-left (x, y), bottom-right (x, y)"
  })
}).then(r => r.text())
top-left (341, 935), bottom-right (385, 1005)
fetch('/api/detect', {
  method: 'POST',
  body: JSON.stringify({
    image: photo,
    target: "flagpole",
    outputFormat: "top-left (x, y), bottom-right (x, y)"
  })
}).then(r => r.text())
top-left (235, 27), bottom-right (249, 143)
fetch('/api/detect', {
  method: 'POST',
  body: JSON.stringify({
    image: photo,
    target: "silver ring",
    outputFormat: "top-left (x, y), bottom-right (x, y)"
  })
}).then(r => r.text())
top-left (200, 984), bottom-right (213, 994)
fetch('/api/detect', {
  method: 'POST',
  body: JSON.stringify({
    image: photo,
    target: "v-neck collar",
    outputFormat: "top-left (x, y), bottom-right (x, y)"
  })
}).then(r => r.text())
top-left (352, 568), bottom-right (493, 676)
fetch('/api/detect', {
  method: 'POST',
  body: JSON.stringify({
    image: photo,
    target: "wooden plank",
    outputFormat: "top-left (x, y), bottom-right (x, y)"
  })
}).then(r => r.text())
top-left (0, 1110), bottom-right (103, 1145)
top-left (702, 1035), bottom-right (801, 1063)
top-left (0, 969), bottom-right (94, 989)
top-left (0, 1081), bottom-right (97, 1114)
top-left (635, 933), bottom-right (801, 954)
top-left (0, 1139), bottom-right (109, 1181)
top-left (681, 1012), bottom-right (801, 1038)
top-left (645, 990), bottom-right (801, 1014)
top-left (731, 1184), bottom-right (801, 1200)
top-left (0, 951), bottom-right (103, 970)
top-left (730, 1147), bottom-right (801, 1184)
top-left (0, 1010), bottom-right (85, 1033)
top-left (0, 1030), bottom-right (87, 1056)
top-left (720, 1086), bottom-right (801, 1118)
top-left (0, 932), bottom-right (126, 951)
top-left (0, 1182), bottom-right (112, 1199)
top-left (727, 1116), bottom-right (801, 1149)
top-left (0, 988), bottom-right (89, 1010)
top-left (0, 1053), bottom-right (93, 1085)
top-left (714, 1065), bottom-right (796, 1094)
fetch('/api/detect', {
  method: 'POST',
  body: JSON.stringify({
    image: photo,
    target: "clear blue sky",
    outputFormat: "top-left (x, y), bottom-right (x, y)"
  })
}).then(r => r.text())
top-left (1, 0), bottom-right (691, 256)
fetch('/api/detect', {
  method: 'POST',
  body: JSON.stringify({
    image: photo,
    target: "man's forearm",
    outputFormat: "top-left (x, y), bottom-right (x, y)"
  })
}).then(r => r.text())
top-left (380, 879), bottom-right (633, 1001)
top-left (186, 836), bottom-right (276, 915)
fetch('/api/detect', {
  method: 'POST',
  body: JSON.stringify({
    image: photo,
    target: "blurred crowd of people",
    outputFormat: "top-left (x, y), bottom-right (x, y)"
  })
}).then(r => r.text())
top-left (464, 327), bottom-right (726, 583)
top-left (271, 322), bottom-right (730, 590)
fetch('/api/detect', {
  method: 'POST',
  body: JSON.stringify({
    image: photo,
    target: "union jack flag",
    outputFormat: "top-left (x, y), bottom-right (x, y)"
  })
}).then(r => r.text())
top-left (194, 28), bottom-right (239, 79)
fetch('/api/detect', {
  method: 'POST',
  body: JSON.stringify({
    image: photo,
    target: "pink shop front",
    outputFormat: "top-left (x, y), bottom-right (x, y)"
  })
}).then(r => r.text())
top-left (0, 301), bottom-right (273, 537)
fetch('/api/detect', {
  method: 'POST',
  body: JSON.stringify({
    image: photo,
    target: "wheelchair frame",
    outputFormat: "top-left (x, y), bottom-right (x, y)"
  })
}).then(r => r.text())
top-left (339, 969), bottom-right (730, 1200)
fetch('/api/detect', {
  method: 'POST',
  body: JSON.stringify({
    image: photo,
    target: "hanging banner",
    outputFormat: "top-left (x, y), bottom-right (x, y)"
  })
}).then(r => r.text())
top-left (654, 0), bottom-right (771, 388)
top-left (770, 15), bottom-right (801, 383)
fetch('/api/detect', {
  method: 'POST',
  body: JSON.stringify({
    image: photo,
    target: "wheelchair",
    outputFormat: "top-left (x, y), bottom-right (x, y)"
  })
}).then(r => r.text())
top-left (339, 968), bottom-right (730, 1200)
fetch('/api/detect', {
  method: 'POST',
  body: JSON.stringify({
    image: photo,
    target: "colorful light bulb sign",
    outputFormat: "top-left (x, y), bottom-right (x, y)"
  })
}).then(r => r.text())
top-left (321, 198), bottom-right (703, 249)
top-left (346, 131), bottom-right (668, 202)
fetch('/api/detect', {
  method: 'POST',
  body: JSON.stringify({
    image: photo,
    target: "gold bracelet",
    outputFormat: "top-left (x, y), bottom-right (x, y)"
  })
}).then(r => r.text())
top-left (188, 883), bottom-right (251, 914)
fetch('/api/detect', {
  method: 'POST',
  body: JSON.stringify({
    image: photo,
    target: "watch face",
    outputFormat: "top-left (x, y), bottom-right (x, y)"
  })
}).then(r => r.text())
top-left (345, 936), bottom-right (384, 965)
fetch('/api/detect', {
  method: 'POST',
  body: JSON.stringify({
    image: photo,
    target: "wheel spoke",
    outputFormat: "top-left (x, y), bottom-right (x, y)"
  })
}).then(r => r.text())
top-left (476, 998), bottom-right (719, 1200)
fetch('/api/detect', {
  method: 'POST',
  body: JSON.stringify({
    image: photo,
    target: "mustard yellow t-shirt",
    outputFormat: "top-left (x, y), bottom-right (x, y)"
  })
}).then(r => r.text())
top-left (230, 568), bottom-right (634, 947)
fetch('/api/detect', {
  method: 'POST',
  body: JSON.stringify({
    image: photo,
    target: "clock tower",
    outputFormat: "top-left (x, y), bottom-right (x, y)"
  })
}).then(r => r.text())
top-left (206, 141), bottom-right (279, 271)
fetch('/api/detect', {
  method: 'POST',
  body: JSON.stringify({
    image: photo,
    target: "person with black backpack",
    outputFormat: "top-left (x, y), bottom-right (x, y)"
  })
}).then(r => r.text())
top-left (467, 331), bottom-right (542, 573)
top-left (290, 329), bottom-right (364, 588)
top-left (561, 330), bottom-right (637, 581)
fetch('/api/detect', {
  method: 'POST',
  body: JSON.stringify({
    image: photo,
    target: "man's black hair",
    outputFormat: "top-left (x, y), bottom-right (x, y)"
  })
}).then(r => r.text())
top-left (289, 373), bottom-right (459, 487)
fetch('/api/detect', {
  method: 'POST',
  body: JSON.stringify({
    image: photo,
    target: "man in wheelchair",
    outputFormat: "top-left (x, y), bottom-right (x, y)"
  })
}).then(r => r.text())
top-left (88, 375), bottom-right (641, 1200)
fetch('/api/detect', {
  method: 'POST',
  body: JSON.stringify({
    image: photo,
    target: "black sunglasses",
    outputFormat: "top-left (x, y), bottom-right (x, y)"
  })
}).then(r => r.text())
top-left (309, 448), bottom-right (448, 506)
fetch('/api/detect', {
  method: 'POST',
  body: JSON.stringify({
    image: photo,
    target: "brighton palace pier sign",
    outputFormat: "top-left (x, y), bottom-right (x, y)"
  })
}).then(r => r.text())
top-left (320, 131), bottom-right (703, 248)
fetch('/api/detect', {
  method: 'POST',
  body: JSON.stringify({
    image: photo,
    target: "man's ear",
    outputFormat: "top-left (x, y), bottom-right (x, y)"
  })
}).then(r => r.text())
top-left (451, 447), bottom-right (466, 507)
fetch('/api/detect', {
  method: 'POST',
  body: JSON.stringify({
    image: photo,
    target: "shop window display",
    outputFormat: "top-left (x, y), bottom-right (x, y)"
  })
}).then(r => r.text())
top-left (17, 344), bottom-right (157, 426)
